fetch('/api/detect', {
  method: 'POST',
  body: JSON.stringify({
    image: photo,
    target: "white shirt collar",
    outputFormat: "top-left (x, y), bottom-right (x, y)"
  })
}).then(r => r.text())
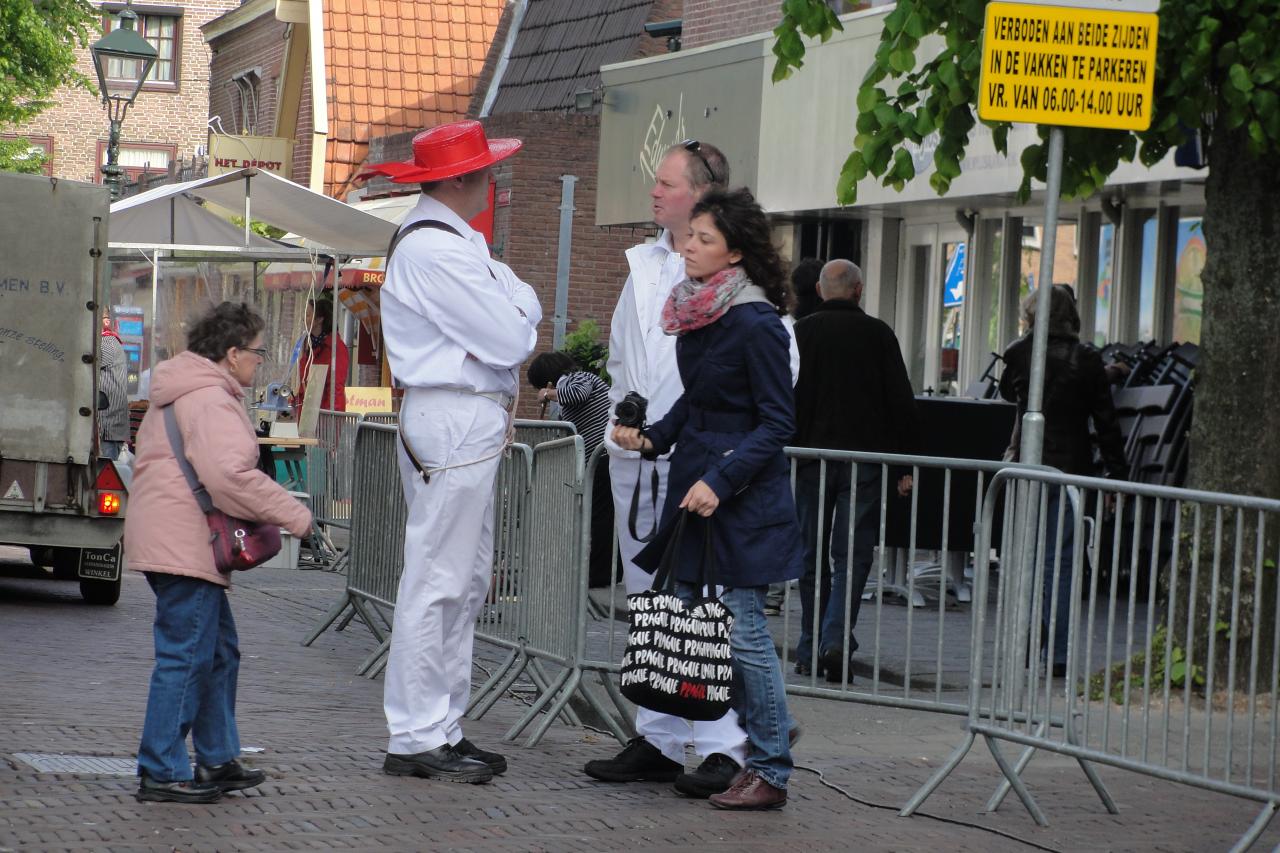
top-left (640, 228), bottom-right (676, 257)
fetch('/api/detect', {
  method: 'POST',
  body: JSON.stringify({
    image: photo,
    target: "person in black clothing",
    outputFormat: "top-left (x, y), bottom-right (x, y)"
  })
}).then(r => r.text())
top-left (790, 258), bottom-right (824, 321)
top-left (765, 258), bottom-right (828, 615)
top-left (999, 284), bottom-right (1127, 675)
top-left (792, 259), bottom-right (920, 681)
top-left (527, 352), bottom-right (617, 587)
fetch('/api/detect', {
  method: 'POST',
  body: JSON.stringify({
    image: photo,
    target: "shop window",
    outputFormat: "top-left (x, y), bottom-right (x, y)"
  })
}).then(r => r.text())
top-left (96, 140), bottom-right (176, 184)
top-left (1094, 223), bottom-right (1116, 346)
top-left (1137, 215), bottom-right (1158, 341)
top-left (1171, 217), bottom-right (1205, 344)
top-left (103, 6), bottom-right (180, 89)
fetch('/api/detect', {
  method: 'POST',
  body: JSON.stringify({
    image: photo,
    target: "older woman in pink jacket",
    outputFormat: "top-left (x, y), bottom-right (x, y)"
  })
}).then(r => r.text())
top-left (125, 302), bottom-right (311, 804)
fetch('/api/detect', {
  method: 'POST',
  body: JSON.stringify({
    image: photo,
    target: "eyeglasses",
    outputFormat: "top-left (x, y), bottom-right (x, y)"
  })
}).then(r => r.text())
top-left (682, 139), bottom-right (716, 185)
top-left (242, 346), bottom-right (268, 360)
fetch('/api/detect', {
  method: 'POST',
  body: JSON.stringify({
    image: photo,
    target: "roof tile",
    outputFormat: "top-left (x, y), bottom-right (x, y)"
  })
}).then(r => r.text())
top-left (322, 0), bottom-right (507, 198)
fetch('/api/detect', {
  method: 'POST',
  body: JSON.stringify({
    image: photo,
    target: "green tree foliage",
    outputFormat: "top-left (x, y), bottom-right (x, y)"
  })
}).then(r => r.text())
top-left (0, 0), bottom-right (98, 171)
top-left (562, 318), bottom-right (610, 382)
top-left (0, 136), bottom-right (50, 173)
top-left (772, 0), bottom-right (1280, 204)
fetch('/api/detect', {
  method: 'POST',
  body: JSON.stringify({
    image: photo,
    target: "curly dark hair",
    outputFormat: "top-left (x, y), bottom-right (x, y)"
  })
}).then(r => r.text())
top-left (187, 302), bottom-right (266, 362)
top-left (690, 188), bottom-right (793, 314)
top-left (527, 351), bottom-right (579, 389)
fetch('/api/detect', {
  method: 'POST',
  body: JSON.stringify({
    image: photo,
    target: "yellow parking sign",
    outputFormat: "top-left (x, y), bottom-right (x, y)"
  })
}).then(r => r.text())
top-left (979, 1), bottom-right (1159, 130)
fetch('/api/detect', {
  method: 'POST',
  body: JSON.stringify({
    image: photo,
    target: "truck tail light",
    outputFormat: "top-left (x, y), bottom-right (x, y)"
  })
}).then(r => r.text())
top-left (95, 461), bottom-right (125, 516)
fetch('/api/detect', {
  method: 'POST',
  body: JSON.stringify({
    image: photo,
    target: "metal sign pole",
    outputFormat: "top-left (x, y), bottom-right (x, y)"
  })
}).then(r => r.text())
top-left (1011, 125), bottom-right (1064, 701)
top-left (1018, 125), bottom-right (1064, 467)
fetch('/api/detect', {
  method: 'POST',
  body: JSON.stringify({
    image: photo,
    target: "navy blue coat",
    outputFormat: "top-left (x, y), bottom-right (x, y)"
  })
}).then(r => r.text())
top-left (634, 301), bottom-right (804, 588)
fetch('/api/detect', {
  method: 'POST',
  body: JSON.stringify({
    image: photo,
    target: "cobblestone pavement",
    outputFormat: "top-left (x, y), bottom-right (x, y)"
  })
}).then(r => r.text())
top-left (2, 558), bottom-right (1278, 852)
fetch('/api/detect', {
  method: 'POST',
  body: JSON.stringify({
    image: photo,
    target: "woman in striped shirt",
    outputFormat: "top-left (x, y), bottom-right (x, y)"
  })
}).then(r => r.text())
top-left (528, 352), bottom-right (616, 587)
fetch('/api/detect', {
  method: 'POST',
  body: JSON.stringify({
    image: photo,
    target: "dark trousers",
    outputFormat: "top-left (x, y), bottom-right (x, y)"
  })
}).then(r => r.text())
top-left (588, 461), bottom-right (617, 588)
top-left (795, 461), bottom-right (882, 662)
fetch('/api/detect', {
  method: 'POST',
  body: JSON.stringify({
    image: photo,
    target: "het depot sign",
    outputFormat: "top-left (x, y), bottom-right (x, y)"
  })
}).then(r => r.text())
top-left (978, 0), bottom-right (1160, 131)
top-left (208, 135), bottom-right (294, 178)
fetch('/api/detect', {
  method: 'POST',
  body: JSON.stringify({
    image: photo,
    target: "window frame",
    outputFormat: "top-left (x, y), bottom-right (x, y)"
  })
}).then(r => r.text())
top-left (95, 140), bottom-right (178, 185)
top-left (99, 3), bottom-right (183, 92)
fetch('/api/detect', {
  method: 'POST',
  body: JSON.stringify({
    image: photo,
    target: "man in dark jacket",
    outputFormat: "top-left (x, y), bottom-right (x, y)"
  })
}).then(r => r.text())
top-left (792, 260), bottom-right (920, 681)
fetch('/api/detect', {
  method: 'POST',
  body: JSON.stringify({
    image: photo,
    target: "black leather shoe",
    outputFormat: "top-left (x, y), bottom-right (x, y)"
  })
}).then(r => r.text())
top-left (136, 773), bottom-right (223, 804)
top-left (674, 752), bottom-right (741, 798)
top-left (383, 744), bottom-right (493, 784)
top-left (820, 645), bottom-right (858, 684)
top-left (454, 738), bottom-right (507, 775)
top-left (583, 737), bottom-right (682, 783)
top-left (194, 759), bottom-right (266, 792)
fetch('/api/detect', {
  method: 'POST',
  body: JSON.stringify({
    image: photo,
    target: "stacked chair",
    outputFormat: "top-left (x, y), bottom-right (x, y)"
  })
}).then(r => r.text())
top-left (1093, 341), bottom-right (1198, 594)
top-left (1101, 341), bottom-right (1197, 488)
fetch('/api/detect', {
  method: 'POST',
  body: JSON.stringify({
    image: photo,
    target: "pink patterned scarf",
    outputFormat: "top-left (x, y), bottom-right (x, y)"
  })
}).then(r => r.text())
top-left (660, 266), bottom-right (751, 336)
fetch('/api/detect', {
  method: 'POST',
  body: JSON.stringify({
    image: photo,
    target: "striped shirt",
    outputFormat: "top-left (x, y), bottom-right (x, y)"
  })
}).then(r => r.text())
top-left (99, 334), bottom-right (130, 442)
top-left (555, 371), bottom-right (611, 457)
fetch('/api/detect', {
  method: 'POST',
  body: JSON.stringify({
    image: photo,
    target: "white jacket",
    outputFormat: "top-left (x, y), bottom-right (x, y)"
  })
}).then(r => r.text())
top-left (605, 231), bottom-right (799, 459)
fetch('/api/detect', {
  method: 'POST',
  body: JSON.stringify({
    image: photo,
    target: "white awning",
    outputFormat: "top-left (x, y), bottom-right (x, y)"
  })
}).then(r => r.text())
top-left (110, 168), bottom-right (397, 257)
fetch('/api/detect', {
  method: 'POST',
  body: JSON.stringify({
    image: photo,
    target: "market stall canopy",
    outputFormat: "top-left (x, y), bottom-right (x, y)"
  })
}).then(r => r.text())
top-left (110, 168), bottom-right (398, 257)
top-left (109, 191), bottom-right (281, 250)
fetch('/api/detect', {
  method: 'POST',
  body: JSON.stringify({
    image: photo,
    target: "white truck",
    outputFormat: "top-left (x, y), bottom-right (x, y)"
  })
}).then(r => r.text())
top-left (0, 172), bottom-right (128, 604)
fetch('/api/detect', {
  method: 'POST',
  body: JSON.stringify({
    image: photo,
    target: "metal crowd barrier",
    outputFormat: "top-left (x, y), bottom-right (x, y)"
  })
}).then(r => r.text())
top-left (302, 409), bottom-right (361, 570)
top-left (301, 422), bottom-right (406, 663)
top-left (576, 448), bottom-right (1052, 727)
top-left (513, 419), bottom-right (577, 447)
top-left (469, 436), bottom-right (638, 746)
top-left (904, 467), bottom-right (1280, 851)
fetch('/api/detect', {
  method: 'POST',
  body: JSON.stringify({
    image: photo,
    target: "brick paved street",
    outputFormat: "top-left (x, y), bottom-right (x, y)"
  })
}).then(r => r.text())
top-left (2, 557), bottom-right (1278, 852)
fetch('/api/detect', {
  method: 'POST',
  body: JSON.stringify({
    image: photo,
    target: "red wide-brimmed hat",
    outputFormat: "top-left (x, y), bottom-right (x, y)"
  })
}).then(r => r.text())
top-left (359, 120), bottom-right (522, 184)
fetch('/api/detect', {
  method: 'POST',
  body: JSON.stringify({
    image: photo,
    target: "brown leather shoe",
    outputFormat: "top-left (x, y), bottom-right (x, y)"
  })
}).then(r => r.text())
top-left (708, 769), bottom-right (787, 810)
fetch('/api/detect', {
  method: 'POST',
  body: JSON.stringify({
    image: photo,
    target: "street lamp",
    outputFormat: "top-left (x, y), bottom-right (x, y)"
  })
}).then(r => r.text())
top-left (89, 2), bottom-right (157, 200)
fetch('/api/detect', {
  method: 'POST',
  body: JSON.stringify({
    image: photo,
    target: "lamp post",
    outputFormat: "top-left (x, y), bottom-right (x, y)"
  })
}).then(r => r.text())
top-left (89, 2), bottom-right (157, 200)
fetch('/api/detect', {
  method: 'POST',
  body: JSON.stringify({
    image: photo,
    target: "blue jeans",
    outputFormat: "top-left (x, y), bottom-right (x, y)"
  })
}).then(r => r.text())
top-left (137, 573), bottom-right (241, 781)
top-left (677, 582), bottom-right (794, 789)
top-left (796, 462), bottom-right (881, 663)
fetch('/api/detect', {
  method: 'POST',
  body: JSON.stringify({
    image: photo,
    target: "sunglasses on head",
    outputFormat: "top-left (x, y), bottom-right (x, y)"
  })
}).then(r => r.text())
top-left (682, 139), bottom-right (715, 184)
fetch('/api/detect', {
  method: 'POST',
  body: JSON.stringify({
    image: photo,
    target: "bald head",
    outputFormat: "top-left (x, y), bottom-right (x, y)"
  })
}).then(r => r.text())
top-left (818, 259), bottom-right (864, 303)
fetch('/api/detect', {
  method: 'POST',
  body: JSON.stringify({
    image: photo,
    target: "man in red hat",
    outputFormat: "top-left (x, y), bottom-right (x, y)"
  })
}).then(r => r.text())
top-left (360, 120), bottom-right (541, 784)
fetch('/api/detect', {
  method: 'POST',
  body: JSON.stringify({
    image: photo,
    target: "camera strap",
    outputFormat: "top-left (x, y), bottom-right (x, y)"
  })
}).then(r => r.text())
top-left (628, 460), bottom-right (660, 543)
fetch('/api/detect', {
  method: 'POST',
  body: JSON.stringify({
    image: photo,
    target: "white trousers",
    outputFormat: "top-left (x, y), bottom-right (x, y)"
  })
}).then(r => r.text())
top-left (384, 389), bottom-right (506, 754)
top-left (608, 454), bottom-right (748, 766)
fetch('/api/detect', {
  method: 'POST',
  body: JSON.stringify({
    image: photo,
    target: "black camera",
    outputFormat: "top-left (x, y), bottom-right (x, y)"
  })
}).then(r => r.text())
top-left (614, 391), bottom-right (648, 429)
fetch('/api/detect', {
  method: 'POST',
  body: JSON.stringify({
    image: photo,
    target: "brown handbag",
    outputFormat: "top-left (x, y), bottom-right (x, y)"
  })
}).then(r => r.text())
top-left (162, 405), bottom-right (281, 573)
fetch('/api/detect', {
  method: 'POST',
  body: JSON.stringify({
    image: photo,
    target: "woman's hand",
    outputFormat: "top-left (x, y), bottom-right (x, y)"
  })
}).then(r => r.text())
top-left (612, 425), bottom-right (652, 453)
top-left (680, 480), bottom-right (720, 517)
top-left (536, 386), bottom-right (558, 404)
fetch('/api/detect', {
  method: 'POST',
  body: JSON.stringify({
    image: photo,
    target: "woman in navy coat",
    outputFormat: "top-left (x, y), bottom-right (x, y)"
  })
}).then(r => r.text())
top-left (614, 187), bottom-right (803, 811)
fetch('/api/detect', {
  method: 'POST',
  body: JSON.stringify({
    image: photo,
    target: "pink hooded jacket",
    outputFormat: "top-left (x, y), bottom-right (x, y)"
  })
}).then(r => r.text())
top-left (124, 351), bottom-right (312, 587)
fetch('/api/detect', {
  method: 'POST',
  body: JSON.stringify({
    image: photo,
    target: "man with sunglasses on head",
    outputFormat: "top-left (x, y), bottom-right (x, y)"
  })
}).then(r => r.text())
top-left (585, 140), bottom-right (799, 800)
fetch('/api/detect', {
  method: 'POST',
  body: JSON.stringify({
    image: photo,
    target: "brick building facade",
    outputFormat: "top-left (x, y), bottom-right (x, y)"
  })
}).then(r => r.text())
top-left (11, 0), bottom-right (239, 185)
top-left (682, 0), bottom-right (891, 49)
top-left (203, 2), bottom-right (312, 180)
